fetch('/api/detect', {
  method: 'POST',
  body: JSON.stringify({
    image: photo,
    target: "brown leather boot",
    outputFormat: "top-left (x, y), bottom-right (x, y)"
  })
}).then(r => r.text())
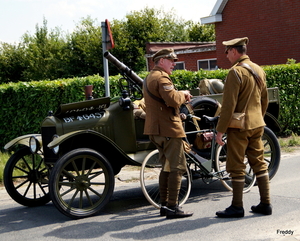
top-left (251, 203), bottom-right (272, 215)
top-left (160, 203), bottom-right (168, 216)
top-left (166, 205), bottom-right (193, 219)
top-left (216, 205), bottom-right (244, 218)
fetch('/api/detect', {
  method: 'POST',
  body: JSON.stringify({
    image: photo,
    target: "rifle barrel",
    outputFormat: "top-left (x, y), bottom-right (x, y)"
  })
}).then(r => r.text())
top-left (104, 51), bottom-right (143, 87)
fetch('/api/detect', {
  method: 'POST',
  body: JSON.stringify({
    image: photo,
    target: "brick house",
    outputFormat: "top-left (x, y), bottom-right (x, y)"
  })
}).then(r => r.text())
top-left (145, 42), bottom-right (217, 71)
top-left (201, 0), bottom-right (300, 69)
top-left (146, 0), bottom-right (300, 70)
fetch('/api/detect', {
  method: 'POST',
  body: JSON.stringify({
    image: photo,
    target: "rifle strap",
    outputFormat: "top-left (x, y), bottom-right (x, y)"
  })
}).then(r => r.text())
top-left (237, 62), bottom-right (263, 87)
top-left (233, 66), bottom-right (255, 113)
top-left (143, 77), bottom-right (165, 104)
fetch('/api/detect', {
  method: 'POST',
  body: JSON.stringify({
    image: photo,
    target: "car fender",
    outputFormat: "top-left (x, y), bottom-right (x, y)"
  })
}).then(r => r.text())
top-left (265, 112), bottom-right (281, 132)
top-left (47, 130), bottom-right (123, 150)
top-left (47, 129), bottom-right (141, 174)
top-left (4, 134), bottom-right (41, 150)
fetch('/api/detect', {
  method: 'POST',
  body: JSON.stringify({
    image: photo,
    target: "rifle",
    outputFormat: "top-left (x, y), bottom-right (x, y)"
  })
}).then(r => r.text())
top-left (104, 51), bottom-right (143, 100)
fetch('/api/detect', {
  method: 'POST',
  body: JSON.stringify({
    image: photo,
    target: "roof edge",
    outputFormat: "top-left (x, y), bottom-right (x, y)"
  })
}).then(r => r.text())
top-left (210, 0), bottom-right (229, 15)
top-left (201, 14), bottom-right (223, 24)
top-left (200, 0), bottom-right (228, 24)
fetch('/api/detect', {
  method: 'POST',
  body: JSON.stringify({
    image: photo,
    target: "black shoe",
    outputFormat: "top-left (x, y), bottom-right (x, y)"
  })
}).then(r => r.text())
top-left (216, 205), bottom-right (244, 218)
top-left (166, 205), bottom-right (193, 219)
top-left (251, 203), bottom-right (272, 215)
top-left (160, 206), bottom-right (167, 216)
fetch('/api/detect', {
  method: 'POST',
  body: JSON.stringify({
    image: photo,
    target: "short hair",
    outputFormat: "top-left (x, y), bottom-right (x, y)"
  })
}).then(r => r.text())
top-left (233, 45), bottom-right (247, 54)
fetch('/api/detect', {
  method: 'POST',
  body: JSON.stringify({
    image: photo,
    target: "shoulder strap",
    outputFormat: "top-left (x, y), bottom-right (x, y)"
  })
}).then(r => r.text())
top-left (233, 64), bottom-right (256, 113)
top-left (237, 62), bottom-right (263, 88)
top-left (143, 76), bottom-right (165, 104)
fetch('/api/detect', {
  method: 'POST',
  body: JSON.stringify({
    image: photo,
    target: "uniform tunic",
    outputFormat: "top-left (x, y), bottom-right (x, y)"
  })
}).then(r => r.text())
top-left (143, 66), bottom-right (186, 138)
top-left (143, 66), bottom-right (187, 173)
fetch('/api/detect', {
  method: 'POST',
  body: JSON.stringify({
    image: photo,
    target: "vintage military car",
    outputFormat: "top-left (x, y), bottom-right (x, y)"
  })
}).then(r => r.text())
top-left (3, 52), bottom-right (281, 219)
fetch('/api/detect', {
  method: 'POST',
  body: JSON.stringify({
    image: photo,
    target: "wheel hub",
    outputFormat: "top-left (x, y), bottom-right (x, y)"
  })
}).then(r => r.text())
top-left (28, 170), bottom-right (41, 183)
top-left (74, 175), bottom-right (90, 191)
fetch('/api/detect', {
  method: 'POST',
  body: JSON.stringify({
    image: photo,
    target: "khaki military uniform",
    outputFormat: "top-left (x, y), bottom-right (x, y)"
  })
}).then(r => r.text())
top-left (215, 37), bottom-right (271, 216)
top-left (143, 65), bottom-right (187, 206)
top-left (143, 66), bottom-right (186, 138)
top-left (216, 55), bottom-right (269, 177)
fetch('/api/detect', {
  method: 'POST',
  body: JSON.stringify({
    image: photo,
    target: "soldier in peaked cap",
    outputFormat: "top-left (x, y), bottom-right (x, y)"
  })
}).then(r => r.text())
top-left (223, 37), bottom-right (249, 53)
top-left (143, 48), bottom-right (193, 219)
top-left (215, 37), bottom-right (271, 218)
top-left (152, 48), bottom-right (179, 62)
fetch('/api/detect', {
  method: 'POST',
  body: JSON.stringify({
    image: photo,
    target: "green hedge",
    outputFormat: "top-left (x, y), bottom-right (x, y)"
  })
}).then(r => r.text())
top-left (264, 64), bottom-right (300, 134)
top-left (0, 64), bottom-right (300, 150)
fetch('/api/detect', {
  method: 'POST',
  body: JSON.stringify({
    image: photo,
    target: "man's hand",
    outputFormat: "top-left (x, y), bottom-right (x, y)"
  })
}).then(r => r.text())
top-left (181, 90), bottom-right (192, 102)
top-left (216, 132), bottom-right (225, 146)
top-left (179, 113), bottom-right (187, 120)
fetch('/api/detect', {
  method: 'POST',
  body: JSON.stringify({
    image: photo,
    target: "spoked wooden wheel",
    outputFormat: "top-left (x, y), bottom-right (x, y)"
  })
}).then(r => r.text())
top-left (4, 147), bottom-right (50, 207)
top-left (140, 149), bottom-right (192, 209)
top-left (49, 148), bottom-right (114, 219)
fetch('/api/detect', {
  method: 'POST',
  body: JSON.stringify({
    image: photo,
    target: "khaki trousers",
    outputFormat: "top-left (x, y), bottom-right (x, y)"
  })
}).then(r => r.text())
top-left (149, 136), bottom-right (187, 206)
top-left (226, 126), bottom-right (268, 177)
top-left (149, 136), bottom-right (186, 173)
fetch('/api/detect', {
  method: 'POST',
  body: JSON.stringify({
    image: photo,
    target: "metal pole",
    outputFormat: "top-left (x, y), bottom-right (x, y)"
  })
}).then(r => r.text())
top-left (101, 21), bottom-right (110, 97)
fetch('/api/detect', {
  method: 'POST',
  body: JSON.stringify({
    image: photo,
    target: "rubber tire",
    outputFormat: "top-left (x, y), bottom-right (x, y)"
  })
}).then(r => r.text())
top-left (49, 148), bottom-right (114, 219)
top-left (214, 140), bottom-right (256, 193)
top-left (4, 147), bottom-right (50, 207)
top-left (140, 149), bottom-right (192, 209)
top-left (262, 126), bottom-right (281, 180)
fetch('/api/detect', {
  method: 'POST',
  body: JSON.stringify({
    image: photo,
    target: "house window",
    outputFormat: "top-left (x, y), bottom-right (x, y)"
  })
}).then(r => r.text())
top-left (198, 59), bottom-right (217, 70)
top-left (174, 61), bottom-right (185, 70)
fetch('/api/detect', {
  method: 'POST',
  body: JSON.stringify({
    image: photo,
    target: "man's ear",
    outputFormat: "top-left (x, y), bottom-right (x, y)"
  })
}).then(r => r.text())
top-left (232, 48), bottom-right (238, 55)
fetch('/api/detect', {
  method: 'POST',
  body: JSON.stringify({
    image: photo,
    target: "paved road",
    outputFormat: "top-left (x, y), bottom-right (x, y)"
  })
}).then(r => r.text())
top-left (0, 151), bottom-right (299, 241)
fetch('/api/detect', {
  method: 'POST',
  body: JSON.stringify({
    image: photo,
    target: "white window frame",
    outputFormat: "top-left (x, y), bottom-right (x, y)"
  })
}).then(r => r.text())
top-left (197, 58), bottom-right (217, 70)
top-left (174, 61), bottom-right (185, 70)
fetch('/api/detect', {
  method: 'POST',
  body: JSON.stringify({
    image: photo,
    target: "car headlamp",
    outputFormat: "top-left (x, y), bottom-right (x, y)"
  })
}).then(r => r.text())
top-left (29, 136), bottom-right (41, 154)
top-left (52, 135), bottom-right (60, 154)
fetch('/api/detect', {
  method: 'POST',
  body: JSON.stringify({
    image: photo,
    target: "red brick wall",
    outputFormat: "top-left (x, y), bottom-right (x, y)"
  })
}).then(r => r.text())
top-left (147, 50), bottom-right (217, 71)
top-left (216, 0), bottom-right (300, 69)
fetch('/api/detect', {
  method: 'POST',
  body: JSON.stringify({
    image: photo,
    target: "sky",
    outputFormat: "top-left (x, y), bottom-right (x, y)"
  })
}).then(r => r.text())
top-left (0, 0), bottom-right (217, 44)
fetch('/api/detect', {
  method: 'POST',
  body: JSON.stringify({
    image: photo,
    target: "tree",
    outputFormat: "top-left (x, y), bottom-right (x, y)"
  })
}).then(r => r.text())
top-left (21, 18), bottom-right (69, 81)
top-left (66, 17), bottom-right (103, 77)
top-left (110, 7), bottom-right (193, 73)
top-left (0, 8), bottom-right (216, 83)
top-left (0, 42), bottom-right (26, 83)
top-left (18, 19), bottom-right (71, 81)
top-left (188, 23), bottom-right (215, 42)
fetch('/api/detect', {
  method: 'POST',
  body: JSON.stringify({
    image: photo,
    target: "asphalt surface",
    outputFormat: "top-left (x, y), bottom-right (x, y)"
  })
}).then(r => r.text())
top-left (0, 149), bottom-right (299, 241)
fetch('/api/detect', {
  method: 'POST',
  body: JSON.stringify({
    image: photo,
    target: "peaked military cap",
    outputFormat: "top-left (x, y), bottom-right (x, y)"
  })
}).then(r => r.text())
top-left (152, 48), bottom-right (178, 62)
top-left (223, 37), bottom-right (249, 53)
top-left (223, 37), bottom-right (249, 47)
